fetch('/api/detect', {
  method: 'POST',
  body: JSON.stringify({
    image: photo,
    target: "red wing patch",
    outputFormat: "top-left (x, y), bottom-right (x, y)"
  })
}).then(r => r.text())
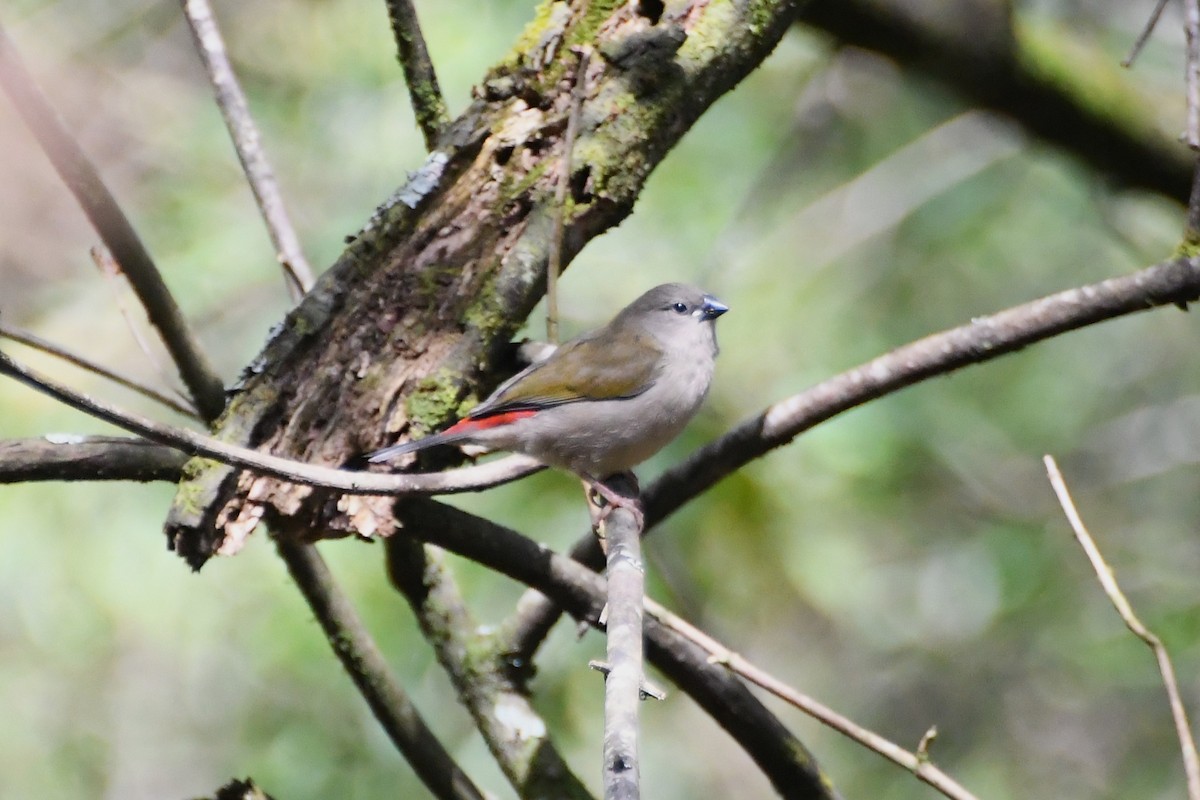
top-left (446, 409), bottom-right (537, 434)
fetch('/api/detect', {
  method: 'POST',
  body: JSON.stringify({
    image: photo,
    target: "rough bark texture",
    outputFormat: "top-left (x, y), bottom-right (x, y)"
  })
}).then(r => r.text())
top-left (164, 0), bottom-right (801, 569)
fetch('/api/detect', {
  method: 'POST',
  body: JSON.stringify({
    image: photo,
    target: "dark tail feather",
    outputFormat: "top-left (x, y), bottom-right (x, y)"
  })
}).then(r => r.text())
top-left (366, 430), bottom-right (462, 463)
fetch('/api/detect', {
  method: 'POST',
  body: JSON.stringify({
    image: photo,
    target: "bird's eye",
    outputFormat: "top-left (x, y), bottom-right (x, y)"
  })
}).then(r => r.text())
top-left (671, 302), bottom-right (689, 314)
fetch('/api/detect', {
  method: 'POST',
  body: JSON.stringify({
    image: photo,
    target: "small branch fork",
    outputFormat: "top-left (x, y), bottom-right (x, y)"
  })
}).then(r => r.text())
top-left (181, 0), bottom-right (316, 302)
top-left (1044, 456), bottom-right (1200, 800)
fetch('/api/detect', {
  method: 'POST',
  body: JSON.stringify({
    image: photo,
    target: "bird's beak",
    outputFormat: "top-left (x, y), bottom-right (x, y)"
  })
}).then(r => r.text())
top-left (700, 295), bottom-right (729, 321)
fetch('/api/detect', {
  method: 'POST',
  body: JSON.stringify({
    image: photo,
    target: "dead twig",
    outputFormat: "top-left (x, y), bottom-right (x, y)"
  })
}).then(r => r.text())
top-left (1044, 455), bottom-right (1200, 800)
top-left (1123, 0), bottom-right (1172, 67)
top-left (0, 321), bottom-right (197, 418)
top-left (181, 0), bottom-right (315, 301)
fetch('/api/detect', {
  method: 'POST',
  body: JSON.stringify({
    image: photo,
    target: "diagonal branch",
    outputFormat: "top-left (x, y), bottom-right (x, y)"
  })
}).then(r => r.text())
top-left (651, 601), bottom-right (979, 800)
top-left (0, 21), bottom-right (226, 421)
top-left (1044, 456), bottom-right (1200, 800)
top-left (0, 321), bottom-right (199, 419)
top-left (276, 540), bottom-right (486, 800)
top-left (505, 252), bottom-right (1200, 660)
top-left (1124, 0), bottom-right (1173, 68)
top-left (181, 0), bottom-right (316, 301)
top-left (0, 347), bottom-right (543, 495)
top-left (384, 535), bottom-right (594, 800)
top-left (385, 0), bottom-right (449, 149)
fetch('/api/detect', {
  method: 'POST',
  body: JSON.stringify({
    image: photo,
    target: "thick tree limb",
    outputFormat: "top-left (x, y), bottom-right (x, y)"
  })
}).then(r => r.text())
top-left (0, 436), bottom-right (185, 483)
top-left (0, 21), bottom-right (226, 420)
top-left (163, 0), bottom-right (803, 567)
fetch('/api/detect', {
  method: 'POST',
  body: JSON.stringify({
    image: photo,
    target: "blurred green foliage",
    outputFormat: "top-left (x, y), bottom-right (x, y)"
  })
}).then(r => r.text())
top-left (2, 1), bottom-right (1199, 798)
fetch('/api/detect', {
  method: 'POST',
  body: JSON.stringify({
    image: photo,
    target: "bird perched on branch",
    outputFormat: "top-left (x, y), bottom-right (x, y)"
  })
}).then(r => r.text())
top-left (369, 282), bottom-right (728, 525)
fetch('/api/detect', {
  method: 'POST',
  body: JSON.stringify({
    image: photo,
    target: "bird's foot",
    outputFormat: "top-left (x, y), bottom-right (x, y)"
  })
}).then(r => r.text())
top-left (583, 472), bottom-right (644, 538)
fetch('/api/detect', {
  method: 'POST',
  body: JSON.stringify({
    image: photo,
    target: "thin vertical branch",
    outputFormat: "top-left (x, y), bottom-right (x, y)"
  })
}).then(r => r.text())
top-left (597, 483), bottom-right (645, 800)
top-left (181, 0), bottom-right (315, 302)
top-left (393, 499), bottom-right (838, 799)
top-left (276, 540), bottom-right (487, 800)
top-left (1186, 0), bottom-right (1200, 148)
top-left (546, 48), bottom-right (590, 344)
top-left (385, 0), bottom-right (449, 150)
top-left (0, 21), bottom-right (226, 421)
top-left (1044, 456), bottom-right (1200, 800)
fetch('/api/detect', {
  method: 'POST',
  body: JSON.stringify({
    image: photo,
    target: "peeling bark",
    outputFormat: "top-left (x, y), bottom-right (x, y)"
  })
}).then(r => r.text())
top-left (165, 0), bottom-right (801, 568)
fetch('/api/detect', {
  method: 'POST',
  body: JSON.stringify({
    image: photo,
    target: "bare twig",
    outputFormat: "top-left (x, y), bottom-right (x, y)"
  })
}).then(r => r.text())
top-left (398, 498), bottom-right (838, 800)
top-left (385, 0), bottom-right (449, 150)
top-left (599, 485), bottom-right (645, 800)
top-left (649, 600), bottom-right (980, 800)
top-left (0, 321), bottom-right (198, 418)
top-left (90, 245), bottom-right (195, 408)
top-left (1044, 455), bottom-right (1200, 800)
top-left (0, 347), bottom-right (544, 495)
top-left (1123, 0), bottom-right (1172, 67)
top-left (0, 21), bottom-right (226, 421)
top-left (181, 0), bottom-right (315, 301)
top-left (384, 535), bottom-right (594, 800)
top-left (546, 48), bottom-right (590, 344)
top-left (505, 253), bottom-right (1200, 661)
top-left (0, 436), bottom-right (185, 483)
top-left (1186, 0), bottom-right (1200, 149)
top-left (275, 540), bottom-right (485, 800)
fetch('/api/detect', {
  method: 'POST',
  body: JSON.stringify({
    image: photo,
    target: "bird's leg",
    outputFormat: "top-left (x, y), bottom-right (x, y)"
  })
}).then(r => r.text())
top-left (583, 472), bottom-right (644, 536)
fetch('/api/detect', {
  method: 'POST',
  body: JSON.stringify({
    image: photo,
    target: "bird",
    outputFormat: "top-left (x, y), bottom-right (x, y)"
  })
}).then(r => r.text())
top-left (368, 282), bottom-right (728, 524)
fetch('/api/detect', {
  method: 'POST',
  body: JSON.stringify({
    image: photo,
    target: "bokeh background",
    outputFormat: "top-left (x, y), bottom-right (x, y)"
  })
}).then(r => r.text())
top-left (2, 1), bottom-right (1198, 798)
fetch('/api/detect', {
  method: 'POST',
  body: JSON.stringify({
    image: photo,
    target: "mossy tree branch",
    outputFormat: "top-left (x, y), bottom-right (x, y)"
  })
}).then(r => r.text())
top-left (164, 0), bottom-right (803, 568)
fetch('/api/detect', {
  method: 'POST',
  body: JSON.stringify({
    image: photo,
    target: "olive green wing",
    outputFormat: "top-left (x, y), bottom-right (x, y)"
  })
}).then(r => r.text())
top-left (471, 327), bottom-right (663, 417)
